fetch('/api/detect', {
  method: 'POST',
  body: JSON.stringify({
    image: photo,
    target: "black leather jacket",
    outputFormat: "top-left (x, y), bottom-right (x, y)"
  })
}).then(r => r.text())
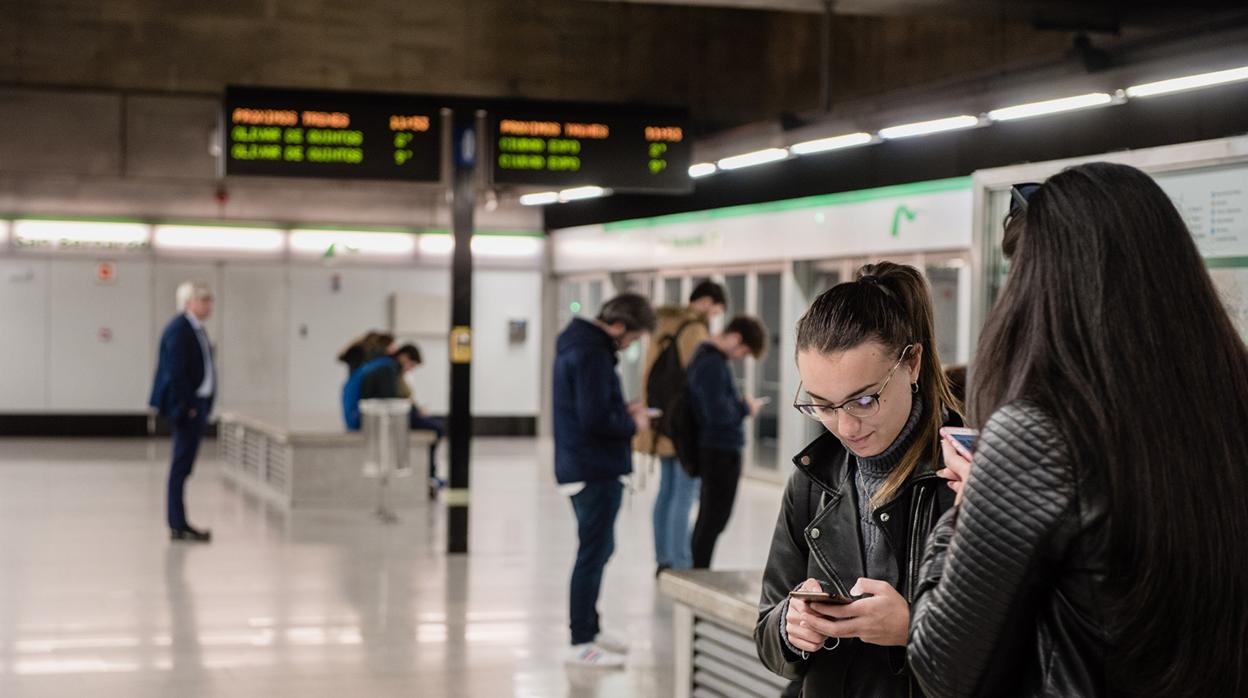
top-left (908, 402), bottom-right (1112, 697)
top-left (755, 425), bottom-right (956, 697)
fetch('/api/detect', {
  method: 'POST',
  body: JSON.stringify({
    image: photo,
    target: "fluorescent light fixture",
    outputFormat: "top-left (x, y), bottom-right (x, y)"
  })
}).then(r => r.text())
top-left (988, 92), bottom-right (1113, 121)
top-left (289, 229), bottom-right (416, 257)
top-left (419, 234), bottom-right (455, 255)
top-left (417, 234), bottom-right (543, 258)
top-left (472, 236), bottom-right (543, 257)
top-left (519, 191), bottom-right (559, 206)
top-left (688, 162), bottom-right (717, 178)
top-left (790, 132), bottom-right (873, 155)
top-left (153, 225), bottom-right (285, 253)
top-left (13, 220), bottom-right (149, 247)
top-left (717, 148), bottom-right (788, 170)
top-left (878, 115), bottom-right (979, 140)
top-left (558, 186), bottom-right (609, 202)
top-left (1126, 65), bottom-right (1248, 98)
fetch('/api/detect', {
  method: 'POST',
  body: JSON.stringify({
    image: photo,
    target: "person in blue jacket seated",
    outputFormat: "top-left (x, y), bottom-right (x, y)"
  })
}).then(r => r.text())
top-left (340, 335), bottom-right (444, 495)
top-left (149, 281), bottom-right (217, 543)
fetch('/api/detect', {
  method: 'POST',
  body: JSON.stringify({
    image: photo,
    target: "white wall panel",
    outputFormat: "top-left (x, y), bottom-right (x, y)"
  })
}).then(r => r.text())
top-left (48, 259), bottom-right (153, 412)
top-left (0, 259), bottom-right (50, 410)
top-left (0, 255), bottom-right (542, 423)
top-left (472, 270), bottom-right (542, 415)
top-left (384, 268), bottom-right (451, 416)
top-left (287, 266), bottom-right (390, 430)
top-left (220, 264), bottom-right (288, 423)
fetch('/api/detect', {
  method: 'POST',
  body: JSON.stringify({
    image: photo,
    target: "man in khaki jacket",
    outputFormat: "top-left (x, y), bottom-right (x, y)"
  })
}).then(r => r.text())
top-left (636, 281), bottom-right (726, 575)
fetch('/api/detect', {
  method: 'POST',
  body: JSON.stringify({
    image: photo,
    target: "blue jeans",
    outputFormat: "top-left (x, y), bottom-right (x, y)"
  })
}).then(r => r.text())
top-left (653, 457), bottom-right (700, 569)
top-left (569, 479), bottom-right (624, 646)
top-left (408, 411), bottom-right (444, 480)
top-left (167, 398), bottom-right (210, 531)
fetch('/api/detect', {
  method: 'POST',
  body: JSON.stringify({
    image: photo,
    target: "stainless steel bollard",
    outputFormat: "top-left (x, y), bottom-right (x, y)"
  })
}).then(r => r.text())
top-left (359, 398), bottom-right (412, 522)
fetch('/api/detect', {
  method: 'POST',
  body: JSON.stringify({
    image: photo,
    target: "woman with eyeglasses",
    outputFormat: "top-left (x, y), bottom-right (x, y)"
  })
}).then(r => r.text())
top-left (755, 261), bottom-right (964, 697)
top-left (907, 163), bottom-right (1248, 697)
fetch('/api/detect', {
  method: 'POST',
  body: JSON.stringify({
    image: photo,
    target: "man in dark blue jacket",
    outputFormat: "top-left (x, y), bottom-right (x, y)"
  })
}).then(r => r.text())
top-left (149, 281), bottom-right (216, 543)
top-left (552, 293), bottom-right (656, 668)
top-left (687, 315), bottom-right (768, 568)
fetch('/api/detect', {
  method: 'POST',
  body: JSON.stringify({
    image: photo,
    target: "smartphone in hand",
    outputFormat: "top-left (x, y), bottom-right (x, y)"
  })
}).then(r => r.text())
top-left (788, 589), bottom-right (872, 605)
top-left (940, 427), bottom-right (978, 461)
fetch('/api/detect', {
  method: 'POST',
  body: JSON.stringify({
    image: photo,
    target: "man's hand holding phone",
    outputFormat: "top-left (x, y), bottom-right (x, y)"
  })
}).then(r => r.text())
top-left (628, 401), bottom-right (652, 432)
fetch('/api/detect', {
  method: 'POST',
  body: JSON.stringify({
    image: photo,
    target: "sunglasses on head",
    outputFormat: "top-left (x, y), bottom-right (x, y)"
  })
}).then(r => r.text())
top-left (1005, 182), bottom-right (1042, 228)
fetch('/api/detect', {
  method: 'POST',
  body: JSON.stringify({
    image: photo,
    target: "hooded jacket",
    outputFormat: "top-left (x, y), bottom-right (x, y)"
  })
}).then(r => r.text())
top-left (552, 318), bottom-right (636, 484)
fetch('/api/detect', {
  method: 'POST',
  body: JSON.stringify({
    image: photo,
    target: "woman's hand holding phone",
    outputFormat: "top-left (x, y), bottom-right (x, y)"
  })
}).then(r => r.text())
top-left (938, 437), bottom-right (973, 506)
top-left (785, 578), bottom-right (842, 652)
top-left (786, 578), bottom-right (911, 649)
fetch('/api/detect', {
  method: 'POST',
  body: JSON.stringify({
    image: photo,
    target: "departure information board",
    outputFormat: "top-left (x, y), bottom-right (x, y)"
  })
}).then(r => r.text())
top-left (223, 87), bottom-right (442, 182)
top-left (490, 113), bottom-right (691, 192)
top-left (222, 87), bottom-right (691, 192)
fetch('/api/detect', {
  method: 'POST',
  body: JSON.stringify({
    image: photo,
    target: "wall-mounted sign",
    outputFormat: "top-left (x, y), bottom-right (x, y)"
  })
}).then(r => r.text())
top-left (96, 261), bottom-right (116, 284)
top-left (450, 326), bottom-right (473, 364)
top-left (489, 113), bottom-right (691, 192)
top-left (223, 87), bottom-right (443, 182)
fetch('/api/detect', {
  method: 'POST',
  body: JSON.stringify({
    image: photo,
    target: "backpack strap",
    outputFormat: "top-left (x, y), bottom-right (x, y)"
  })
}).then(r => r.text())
top-left (659, 318), bottom-right (699, 347)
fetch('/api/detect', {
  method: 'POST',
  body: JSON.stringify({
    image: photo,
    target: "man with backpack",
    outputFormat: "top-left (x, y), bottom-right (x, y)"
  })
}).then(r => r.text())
top-left (635, 281), bottom-right (726, 576)
top-left (685, 316), bottom-right (768, 569)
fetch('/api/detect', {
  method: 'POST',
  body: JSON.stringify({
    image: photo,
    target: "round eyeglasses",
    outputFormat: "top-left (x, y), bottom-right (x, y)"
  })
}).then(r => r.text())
top-left (793, 345), bottom-right (912, 422)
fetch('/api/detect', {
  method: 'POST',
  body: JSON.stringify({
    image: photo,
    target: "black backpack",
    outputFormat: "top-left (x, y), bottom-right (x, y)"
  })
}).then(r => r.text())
top-left (645, 320), bottom-right (702, 475)
top-left (662, 386), bottom-right (702, 478)
top-left (646, 319), bottom-right (698, 428)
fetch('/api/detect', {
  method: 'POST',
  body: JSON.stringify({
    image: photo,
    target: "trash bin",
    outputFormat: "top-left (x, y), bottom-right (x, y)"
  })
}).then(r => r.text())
top-left (359, 398), bottom-right (412, 478)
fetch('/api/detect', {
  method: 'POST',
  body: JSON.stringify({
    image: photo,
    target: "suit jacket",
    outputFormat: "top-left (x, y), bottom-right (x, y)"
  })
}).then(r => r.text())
top-left (149, 314), bottom-right (214, 419)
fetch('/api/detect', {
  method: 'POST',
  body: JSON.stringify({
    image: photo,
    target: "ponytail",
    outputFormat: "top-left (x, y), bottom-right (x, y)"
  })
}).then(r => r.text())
top-left (795, 262), bottom-right (962, 507)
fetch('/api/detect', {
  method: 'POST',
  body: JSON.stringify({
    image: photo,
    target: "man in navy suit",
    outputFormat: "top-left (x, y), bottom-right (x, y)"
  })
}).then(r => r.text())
top-left (150, 281), bottom-right (216, 543)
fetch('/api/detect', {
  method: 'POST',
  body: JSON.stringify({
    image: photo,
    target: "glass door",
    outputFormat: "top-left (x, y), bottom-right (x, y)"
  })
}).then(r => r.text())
top-left (798, 262), bottom-right (847, 445)
top-left (751, 271), bottom-right (783, 474)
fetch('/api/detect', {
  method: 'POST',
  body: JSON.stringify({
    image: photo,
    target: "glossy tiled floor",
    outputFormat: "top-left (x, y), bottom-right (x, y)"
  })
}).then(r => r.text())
top-left (0, 437), bottom-right (784, 697)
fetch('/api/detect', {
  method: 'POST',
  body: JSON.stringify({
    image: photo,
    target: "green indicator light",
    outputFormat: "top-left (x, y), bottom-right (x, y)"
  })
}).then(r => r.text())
top-left (570, 302), bottom-right (582, 313)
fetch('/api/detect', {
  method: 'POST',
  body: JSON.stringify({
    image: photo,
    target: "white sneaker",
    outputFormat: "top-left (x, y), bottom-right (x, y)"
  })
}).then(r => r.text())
top-left (565, 643), bottom-right (626, 668)
top-left (594, 631), bottom-right (630, 654)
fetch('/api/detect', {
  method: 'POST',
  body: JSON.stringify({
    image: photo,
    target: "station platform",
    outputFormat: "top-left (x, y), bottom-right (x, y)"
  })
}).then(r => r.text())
top-left (0, 436), bottom-right (783, 697)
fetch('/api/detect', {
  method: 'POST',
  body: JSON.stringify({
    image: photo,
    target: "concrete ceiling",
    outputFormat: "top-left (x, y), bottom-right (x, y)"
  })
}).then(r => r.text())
top-left (581, 0), bottom-right (1248, 31)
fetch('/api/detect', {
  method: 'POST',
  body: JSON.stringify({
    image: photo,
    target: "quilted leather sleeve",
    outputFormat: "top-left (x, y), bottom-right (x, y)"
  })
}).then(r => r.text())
top-left (908, 402), bottom-right (1077, 698)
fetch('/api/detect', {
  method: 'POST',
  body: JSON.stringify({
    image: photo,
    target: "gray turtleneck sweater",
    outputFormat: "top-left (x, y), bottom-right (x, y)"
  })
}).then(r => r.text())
top-left (853, 395), bottom-right (924, 586)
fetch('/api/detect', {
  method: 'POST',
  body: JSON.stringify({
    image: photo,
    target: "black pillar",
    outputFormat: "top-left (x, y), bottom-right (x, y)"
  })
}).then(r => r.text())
top-left (447, 111), bottom-right (476, 554)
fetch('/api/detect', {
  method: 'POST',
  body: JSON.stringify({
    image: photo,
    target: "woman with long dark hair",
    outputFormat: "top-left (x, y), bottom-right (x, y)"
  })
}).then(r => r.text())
top-left (908, 162), bottom-right (1248, 697)
top-left (755, 262), bottom-right (964, 696)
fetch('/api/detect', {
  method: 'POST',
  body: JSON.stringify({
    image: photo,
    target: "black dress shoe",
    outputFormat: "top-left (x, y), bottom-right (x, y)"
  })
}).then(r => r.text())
top-left (171, 526), bottom-right (212, 543)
